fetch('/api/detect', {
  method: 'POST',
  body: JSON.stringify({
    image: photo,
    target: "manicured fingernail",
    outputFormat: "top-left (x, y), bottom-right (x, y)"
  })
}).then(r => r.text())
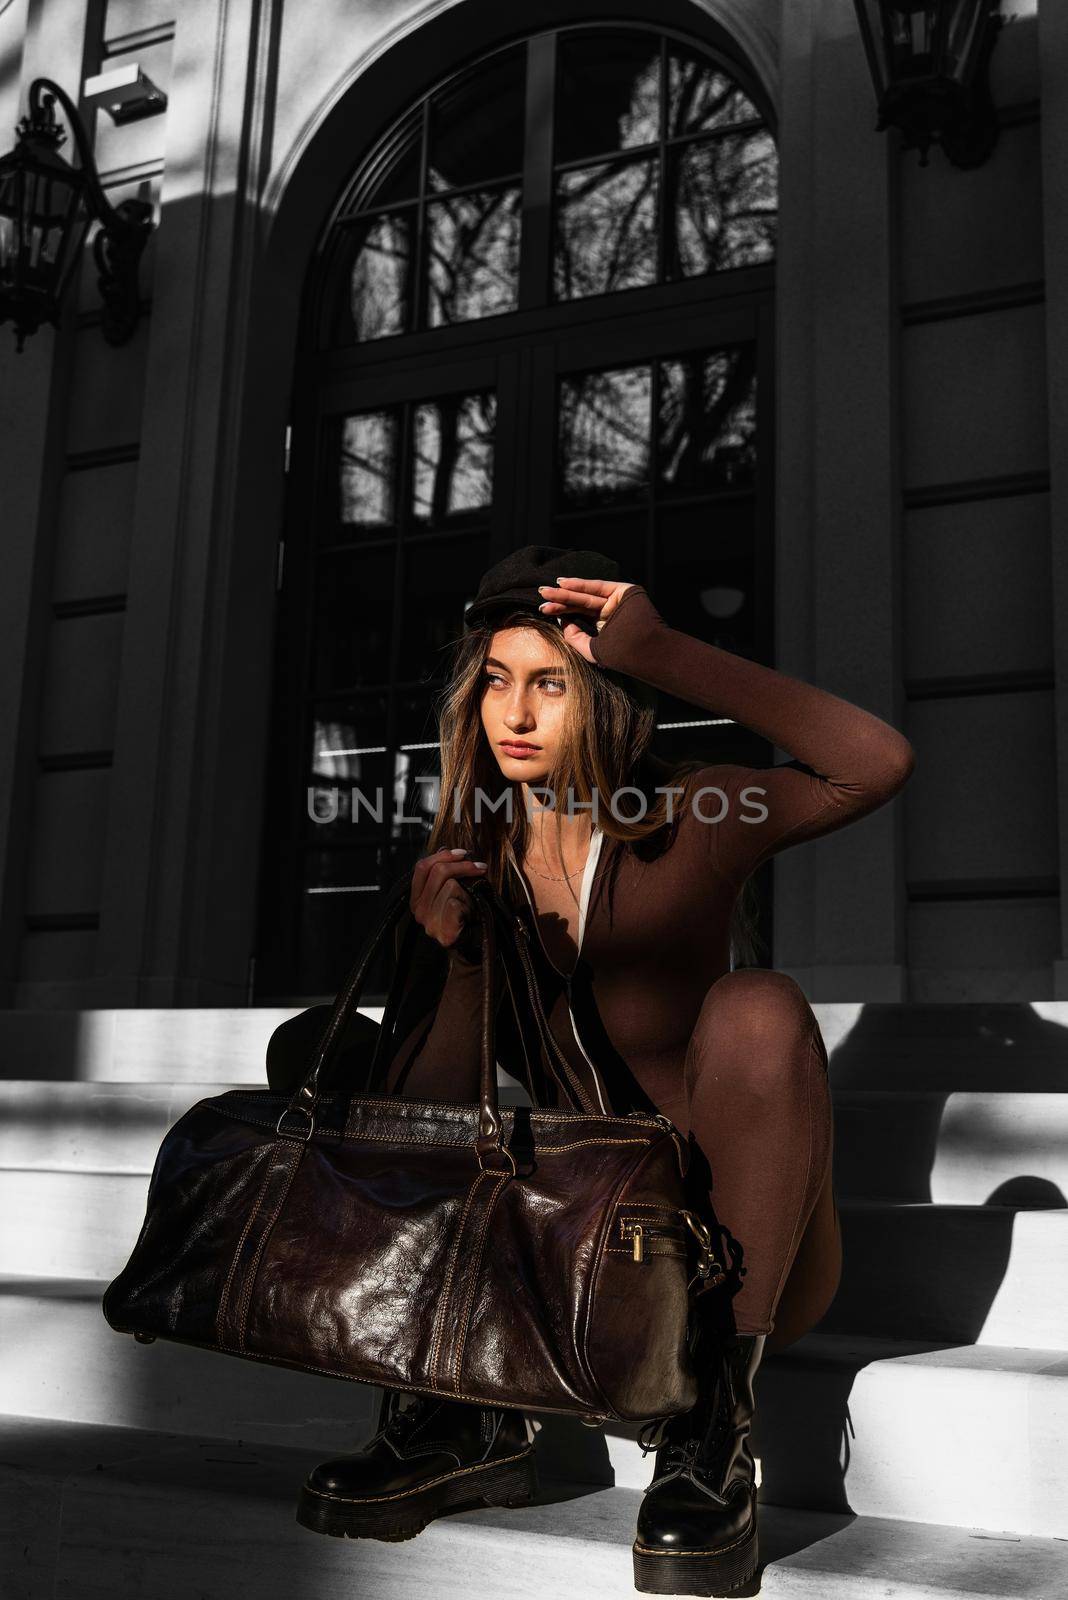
top-left (449, 847), bottom-right (467, 855)
top-left (473, 860), bottom-right (487, 868)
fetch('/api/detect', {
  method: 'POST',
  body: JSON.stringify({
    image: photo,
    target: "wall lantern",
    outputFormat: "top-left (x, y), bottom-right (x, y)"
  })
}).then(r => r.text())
top-left (853, 0), bottom-right (1005, 168)
top-left (0, 78), bottom-right (154, 353)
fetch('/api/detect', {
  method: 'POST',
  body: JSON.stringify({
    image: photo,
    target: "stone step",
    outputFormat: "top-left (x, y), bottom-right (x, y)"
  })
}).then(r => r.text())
top-left (0, 1006), bottom-right (384, 1084)
top-left (832, 1091), bottom-right (1068, 1205)
top-left (2, 1002), bottom-right (1067, 1088)
top-left (0, 1277), bottom-right (377, 1456)
top-left (0, 1080), bottom-right (533, 1175)
top-left (823, 1202), bottom-right (1068, 1349)
top-left (3, 1414), bottom-right (1067, 1600)
top-left (821, 1002), bottom-right (1068, 1092)
top-left (749, 1334), bottom-right (1068, 1539)
top-left (2, 1266), bottom-right (1065, 1536)
top-left (6, 1082), bottom-right (1068, 1225)
top-left (3, 1162), bottom-right (1063, 1352)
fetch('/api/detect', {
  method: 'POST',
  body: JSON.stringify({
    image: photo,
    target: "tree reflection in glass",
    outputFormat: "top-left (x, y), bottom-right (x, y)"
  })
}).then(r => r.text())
top-left (346, 212), bottom-right (412, 341)
top-left (669, 132), bottom-right (777, 278)
top-left (559, 366), bottom-right (651, 507)
top-left (666, 49), bottom-right (763, 137)
top-left (426, 188), bottom-right (521, 327)
top-left (412, 392), bottom-right (496, 524)
top-left (659, 349), bottom-right (758, 492)
top-left (338, 410), bottom-right (398, 531)
top-left (555, 160), bottom-right (656, 301)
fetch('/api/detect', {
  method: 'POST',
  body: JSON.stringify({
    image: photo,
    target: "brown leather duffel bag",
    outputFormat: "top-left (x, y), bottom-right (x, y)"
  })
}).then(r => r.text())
top-left (102, 871), bottom-right (722, 1425)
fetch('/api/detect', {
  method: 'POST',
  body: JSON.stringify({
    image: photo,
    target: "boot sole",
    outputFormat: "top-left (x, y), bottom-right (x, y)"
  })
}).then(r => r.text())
top-left (295, 1445), bottom-right (538, 1542)
top-left (632, 1512), bottom-right (758, 1597)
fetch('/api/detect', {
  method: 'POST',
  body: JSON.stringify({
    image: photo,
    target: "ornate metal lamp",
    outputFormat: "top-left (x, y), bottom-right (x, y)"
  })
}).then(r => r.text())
top-left (0, 78), bottom-right (154, 352)
top-left (853, 0), bottom-right (1005, 168)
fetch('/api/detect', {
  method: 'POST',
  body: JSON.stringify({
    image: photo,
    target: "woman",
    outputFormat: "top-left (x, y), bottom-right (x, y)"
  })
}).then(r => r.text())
top-left (294, 544), bottom-right (915, 1595)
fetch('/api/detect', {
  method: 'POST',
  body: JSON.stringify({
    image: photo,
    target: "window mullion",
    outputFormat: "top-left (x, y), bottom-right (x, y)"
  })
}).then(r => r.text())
top-left (517, 31), bottom-right (556, 313)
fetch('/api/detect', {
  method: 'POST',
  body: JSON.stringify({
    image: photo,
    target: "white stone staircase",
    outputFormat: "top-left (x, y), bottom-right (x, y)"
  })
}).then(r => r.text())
top-left (2, 1002), bottom-right (1068, 1598)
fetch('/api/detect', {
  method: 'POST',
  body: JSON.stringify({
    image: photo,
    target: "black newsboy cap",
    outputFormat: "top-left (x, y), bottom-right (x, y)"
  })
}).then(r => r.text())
top-left (463, 543), bottom-right (656, 710)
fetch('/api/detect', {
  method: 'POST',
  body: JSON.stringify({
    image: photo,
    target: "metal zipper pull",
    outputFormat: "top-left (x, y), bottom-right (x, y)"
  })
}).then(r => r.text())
top-left (631, 1223), bottom-right (644, 1262)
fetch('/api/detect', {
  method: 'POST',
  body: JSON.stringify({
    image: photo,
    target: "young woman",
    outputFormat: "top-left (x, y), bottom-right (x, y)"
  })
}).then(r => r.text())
top-left (294, 545), bottom-right (915, 1596)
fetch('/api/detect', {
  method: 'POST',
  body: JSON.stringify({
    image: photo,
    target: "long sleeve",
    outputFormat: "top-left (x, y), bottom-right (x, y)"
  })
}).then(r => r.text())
top-left (588, 583), bottom-right (915, 884)
top-left (382, 915), bottom-right (492, 1100)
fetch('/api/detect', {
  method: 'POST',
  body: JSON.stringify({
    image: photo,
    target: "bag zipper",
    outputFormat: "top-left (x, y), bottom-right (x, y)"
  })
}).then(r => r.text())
top-left (619, 1216), bottom-right (687, 1263)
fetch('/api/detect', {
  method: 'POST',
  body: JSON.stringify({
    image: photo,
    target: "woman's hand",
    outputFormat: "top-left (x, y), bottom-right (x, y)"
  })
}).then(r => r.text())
top-left (410, 847), bottom-right (488, 957)
top-left (536, 577), bottom-right (640, 663)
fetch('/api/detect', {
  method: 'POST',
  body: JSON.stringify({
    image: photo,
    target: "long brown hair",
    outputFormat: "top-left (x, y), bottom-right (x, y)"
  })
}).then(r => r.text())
top-left (425, 607), bottom-right (763, 968)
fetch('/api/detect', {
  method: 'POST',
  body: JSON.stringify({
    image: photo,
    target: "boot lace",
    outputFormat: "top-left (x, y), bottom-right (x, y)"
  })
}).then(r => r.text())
top-left (366, 1392), bottom-right (433, 1451)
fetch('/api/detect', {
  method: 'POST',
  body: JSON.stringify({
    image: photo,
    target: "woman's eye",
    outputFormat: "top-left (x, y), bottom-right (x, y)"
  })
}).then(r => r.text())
top-left (483, 674), bottom-right (565, 693)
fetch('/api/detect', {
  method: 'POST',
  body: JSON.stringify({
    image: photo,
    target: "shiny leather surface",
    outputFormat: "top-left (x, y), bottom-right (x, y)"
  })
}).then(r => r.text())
top-left (635, 1332), bottom-right (766, 1552)
top-left (306, 1391), bottom-right (531, 1497)
top-left (102, 872), bottom-right (703, 1425)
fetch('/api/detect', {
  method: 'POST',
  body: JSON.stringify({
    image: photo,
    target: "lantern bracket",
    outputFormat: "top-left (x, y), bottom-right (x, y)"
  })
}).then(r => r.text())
top-left (2, 77), bottom-right (154, 350)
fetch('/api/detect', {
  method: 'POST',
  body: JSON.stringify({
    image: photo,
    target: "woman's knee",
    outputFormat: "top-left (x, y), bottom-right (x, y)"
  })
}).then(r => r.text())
top-left (684, 969), bottom-right (818, 1100)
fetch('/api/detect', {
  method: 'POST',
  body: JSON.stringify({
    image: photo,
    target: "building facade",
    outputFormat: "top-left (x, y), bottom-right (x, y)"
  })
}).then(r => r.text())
top-left (0, 0), bottom-right (1063, 1010)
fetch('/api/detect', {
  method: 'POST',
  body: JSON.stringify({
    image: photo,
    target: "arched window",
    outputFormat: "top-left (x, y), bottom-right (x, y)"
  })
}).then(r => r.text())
top-left (257, 23), bottom-right (778, 998)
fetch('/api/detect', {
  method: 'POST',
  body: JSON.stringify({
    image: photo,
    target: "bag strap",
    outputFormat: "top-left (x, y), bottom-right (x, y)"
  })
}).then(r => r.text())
top-left (358, 877), bottom-right (601, 1114)
top-left (279, 871), bottom-right (509, 1169)
top-left (277, 865), bottom-right (609, 1149)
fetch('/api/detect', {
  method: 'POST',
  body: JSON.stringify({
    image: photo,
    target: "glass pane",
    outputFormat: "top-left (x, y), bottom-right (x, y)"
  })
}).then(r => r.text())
top-left (412, 393), bottom-right (496, 525)
top-left (658, 503), bottom-right (756, 658)
top-left (398, 534), bottom-right (492, 686)
top-left (325, 210), bottom-right (413, 345)
top-left (550, 512), bottom-right (648, 591)
top-left (307, 696), bottom-right (392, 843)
top-left (667, 132), bottom-right (778, 278)
top-left (425, 186), bottom-right (521, 327)
top-left (313, 546), bottom-right (394, 693)
top-left (396, 694), bottom-right (444, 846)
top-left (559, 365), bottom-right (651, 508)
top-left (298, 844), bottom-right (385, 994)
top-left (555, 31), bottom-right (661, 162)
top-left (667, 49), bottom-right (764, 137)
top-left (428, 46), bottom-right (526, 191)
top-left (658, 348), bottom-right (758, 493)
top-left (336, 410), bottom-right (399, 533)
top-left (554, 157), bottom-right (656, 301)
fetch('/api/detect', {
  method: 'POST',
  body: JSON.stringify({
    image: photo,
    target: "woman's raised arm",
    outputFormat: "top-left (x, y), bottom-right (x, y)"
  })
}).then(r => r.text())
top-left (587, 583), bottom-right (915, 883)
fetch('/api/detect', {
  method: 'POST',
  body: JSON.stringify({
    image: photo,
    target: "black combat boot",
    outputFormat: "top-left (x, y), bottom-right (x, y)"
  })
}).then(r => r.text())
top-left (296, 1387), bottom-right (538, 1542)
top-left (632, 1328), bottom-right (767, 1596)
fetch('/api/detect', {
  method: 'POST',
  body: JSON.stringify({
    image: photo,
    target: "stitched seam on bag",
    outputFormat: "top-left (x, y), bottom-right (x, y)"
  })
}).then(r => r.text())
top-left (235, 1140), bottom-right (304, 1352)
top-left (300, 1447), bottom-right (534, 1504)
top-left (580, 1137), bottom-right (673, 1417)
top-left (428, 1170), bottom-right (491, 1390)
top-left (604, 1243), bottom-right (687, 1256)
top-left (204, 1339), bottom-right (606, 1417)
top-left (216, 1092), bottom-right (667, 1132)
top-left (214, 1144), bottom-right (277, 1343)
top-left (200, 1103), bottom-right (652, 1156)
top-left (451, 1171), bottom-right (511, 1395)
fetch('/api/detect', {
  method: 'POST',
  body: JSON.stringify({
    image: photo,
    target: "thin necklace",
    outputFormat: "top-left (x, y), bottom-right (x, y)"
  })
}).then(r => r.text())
top-left (526, 861), bottom-right (586, 882)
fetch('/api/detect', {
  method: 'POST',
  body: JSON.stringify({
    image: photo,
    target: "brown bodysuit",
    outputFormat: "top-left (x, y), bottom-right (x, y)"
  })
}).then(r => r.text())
top-left (382, 584), bottom-right (915, 1348)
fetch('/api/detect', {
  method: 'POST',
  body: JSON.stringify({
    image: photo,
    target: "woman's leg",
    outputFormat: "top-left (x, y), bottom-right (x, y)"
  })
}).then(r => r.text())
top-left (660, 968), bottom-right (841, 1350)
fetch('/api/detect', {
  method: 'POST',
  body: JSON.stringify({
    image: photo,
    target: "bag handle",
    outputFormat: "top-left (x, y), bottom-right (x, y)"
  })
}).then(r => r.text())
top-left (360, 877), bottom-right (601, 1115)
top-left (278, 871), bottom-right (512, 1169)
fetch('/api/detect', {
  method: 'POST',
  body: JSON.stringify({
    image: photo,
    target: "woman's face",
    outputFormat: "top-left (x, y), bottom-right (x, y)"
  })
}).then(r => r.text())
top-left (479, 625), bottom-right (572, 784)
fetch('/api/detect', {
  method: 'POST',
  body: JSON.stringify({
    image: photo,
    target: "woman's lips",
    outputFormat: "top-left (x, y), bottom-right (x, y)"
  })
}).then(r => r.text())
top-left (500, 741), bottom-right (541, 757)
